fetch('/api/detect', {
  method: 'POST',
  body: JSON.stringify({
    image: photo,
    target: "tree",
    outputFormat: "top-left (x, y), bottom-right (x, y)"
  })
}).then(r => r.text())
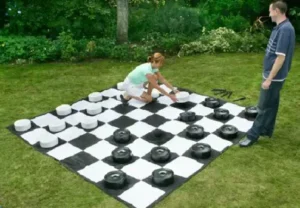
top-left (117, 0), bottom-right (129, 43)
top-left (0, 0), bottom-right (6, 29)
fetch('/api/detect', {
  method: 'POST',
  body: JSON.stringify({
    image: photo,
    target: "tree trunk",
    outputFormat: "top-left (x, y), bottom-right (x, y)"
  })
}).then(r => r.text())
top-left (0, 0), bottom-right (6, 29)
top-left (117, 0), bottom-right (128, 44)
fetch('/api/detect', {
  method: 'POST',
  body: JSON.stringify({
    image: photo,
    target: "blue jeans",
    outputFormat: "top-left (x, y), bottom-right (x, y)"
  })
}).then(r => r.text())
top-left (247, 80), bottom-right (284, 141)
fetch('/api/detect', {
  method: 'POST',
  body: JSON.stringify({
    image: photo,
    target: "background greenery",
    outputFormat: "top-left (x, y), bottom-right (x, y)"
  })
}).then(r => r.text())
top-left (0, 0), bottom-right (299, 63)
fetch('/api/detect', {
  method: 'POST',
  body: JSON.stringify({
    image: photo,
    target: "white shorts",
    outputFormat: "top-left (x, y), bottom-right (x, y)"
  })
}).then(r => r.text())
top-left (123, 77), bottom-right (145, 97)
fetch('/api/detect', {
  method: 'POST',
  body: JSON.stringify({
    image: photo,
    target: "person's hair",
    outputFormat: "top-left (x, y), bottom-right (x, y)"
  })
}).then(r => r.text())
top-left (148, 53), bottom-right (165, 64)
top-left (271, 0), bottom-right (288, 14)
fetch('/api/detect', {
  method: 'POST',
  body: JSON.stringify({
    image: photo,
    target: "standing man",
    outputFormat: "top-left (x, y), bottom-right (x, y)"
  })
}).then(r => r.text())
top-left (239, 0), bottom-right (296, 147)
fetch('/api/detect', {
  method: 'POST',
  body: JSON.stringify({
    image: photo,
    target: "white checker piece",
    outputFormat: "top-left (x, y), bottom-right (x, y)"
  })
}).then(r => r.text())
top-left (31, 113), bottom-right (61, 127)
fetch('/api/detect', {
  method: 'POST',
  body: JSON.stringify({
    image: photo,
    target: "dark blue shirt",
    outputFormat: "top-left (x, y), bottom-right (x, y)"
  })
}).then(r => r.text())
top-left (263, 19), bottom-right (296, 81)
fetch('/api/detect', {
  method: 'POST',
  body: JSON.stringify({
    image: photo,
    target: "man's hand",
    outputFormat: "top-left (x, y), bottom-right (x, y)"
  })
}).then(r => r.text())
top-left (262, 79), bottom-right (272, 90)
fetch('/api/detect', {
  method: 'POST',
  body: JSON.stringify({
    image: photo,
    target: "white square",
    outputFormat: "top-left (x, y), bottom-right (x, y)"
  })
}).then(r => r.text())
top-left (126, 139), bottom-right (157, 157)
top-left (101, 88), bottom-right (122, 97)
top-left (127, 122), bottom-right (156, 137)
top-left (159, 84), bottom-right (172, 93)
top-left (189, 93), bottom-right (208, 103)
top-left (128, 99), bottom-right (147, 108)
top-left (163, 136), bottom-right (196, 155)
top-left (164, 156), bottom-right (203, 178)
top-left (55, 126), bottom-right (86, 142)
top-left (118, 181), bottom-right (165, 208)
top-left (221, 103), bottom-right (245, 116)
top-left (71, 100), bottom-right (91, 111)
top-left (84, 140), bottom-right (116, 160)
top-left (226, 117), bottom-right (253, 132)
top-left (90, 124), bottom-right (118, 139)
top-left (157, 96), bottom-right (174, 106)
top-left (31, 113), bottom-right (60, 127)
top-left (121, 159), bottom-right (161, 180)
top-left (189, 104), bottom-right (214, 116)
top-left (156, 106), bottom-right (184, 120)
top-left (95, 109), bottom-right (122, 123)
top-left (199, 134), bottom-right (233, 152)
top-left (100, 98), bottom-right (122, 109)
top-left (78, 161), bottom-right (116, 183)
top-left (194, 117), bottom-right (223, 133)
top-left (47, 143), bottom-right (82, 160)
top-left (63, 112), bottom-right (88, 126)
top-left (21, 128), bottom-right (51, 145)
top-left (126, 109), bottom-right (153, 121)
top-left (158, 120), bottom-right (188, 134)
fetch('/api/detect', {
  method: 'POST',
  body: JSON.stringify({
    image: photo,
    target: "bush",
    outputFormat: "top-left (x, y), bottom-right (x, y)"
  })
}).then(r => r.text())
top-left (178, 27), bottom-right (268, 56)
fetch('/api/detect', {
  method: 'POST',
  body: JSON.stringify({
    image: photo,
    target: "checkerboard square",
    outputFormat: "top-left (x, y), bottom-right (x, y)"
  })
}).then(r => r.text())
top-left (31, 113), bottom-right (61, 127)
top-left (90, 124), bottom-right (118, 139)
top-left (221, 103), bottom-right (245, 116)
top-left (61, 151), bottom-right (98, 171)
top-left (142, 129), bottom-right (174, 145)
top-left (112, 104), bottom-right (137, 114)
top-left (69, 133), bottom-right (101, 150)
top-left (47, 143), bottom-right (82, 160)
top-left (63, 112), bottom-right (89, 126)
top-left (125, 139), bottom-right (157, 157)
top-left (71, 100), bottom-right (91, 111)
top-left (158, 120), bottom-right (188, 134)
top-left (156, 106), bottom-right (184, 120)
top-left (126, 109), bottom-right (153, 121)
top-left (194, 117), bottom-right (224, 133)
top-left (128, 99), bottom-right (147, 108)
top-left (225, 116), bottom-right (254, 133)
top-left (157, 96), bottom-right (174, 106)
top-left (199, 134), bottom-right (233, 152)
top-left (189, 93), bottom-right (208, 103)
top-left (160, 84), bottom-right (172, 93)
top-left (55, 126), bottom-right (86, 142)
top-left (163, 136), bottom-right (196, 155)
top-left (95, 109), bottom-right (122, 123)
top-left (170, 102), bottom-right (197, 111)
top-left (78, 161), bottom-right (117, 183)
top-left (164, 156), bottom-right (203, 178)
top-left (100, 98), bottom-right (122, 109)
top-left (118, 181), bottom-right (165, 208)
top-left (140, 102), bottom-right (167, 113)
top-left (127, 121), bottom-right (156, 138)
top-left (142, 114), bottom-right (169, 127)
top-left (189, 104), bottom-right (214, 116)
top-left (109, 116), bottom-right (138, 129)
top-left (84, 140), bottom-right (116, 160)
top-left (21, 128), bottom-right (50, 145)
top-left (121, 159), bottom-right (161, 180)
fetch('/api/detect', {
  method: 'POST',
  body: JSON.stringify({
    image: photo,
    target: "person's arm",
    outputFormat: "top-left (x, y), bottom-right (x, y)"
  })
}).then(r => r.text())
top-left (262, 29), bottom-right (290, 89)
top-left (146, 74), bottom-right (170, 96)
top-left (155, 72), bottom-right (178, 92)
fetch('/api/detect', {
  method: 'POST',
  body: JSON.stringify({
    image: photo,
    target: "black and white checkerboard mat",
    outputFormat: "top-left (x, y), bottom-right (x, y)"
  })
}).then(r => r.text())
top-left (7, 84), bottom-right (254, 208)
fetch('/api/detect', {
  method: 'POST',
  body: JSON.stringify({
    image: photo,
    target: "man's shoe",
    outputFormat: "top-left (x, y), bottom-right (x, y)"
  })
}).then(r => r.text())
top-left (239, 137), bottom-right (258, 147)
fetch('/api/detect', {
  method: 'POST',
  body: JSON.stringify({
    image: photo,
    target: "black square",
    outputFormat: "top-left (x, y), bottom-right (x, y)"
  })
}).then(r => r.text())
top-left (143, 174), bottom-right (186, 193)
top-left (102, 155), bottom-right (139, 169)
top-left (33, 138), bottom-right (66, 154)
top-left (7, 121), bottom-right (39, 136)
top-left (213, 127), bottom-right (246, 144)
top-left (61, 151), bottom-right (98, 171)
top-left (80, 107), bottom-right (108, 117)
top-left (142, 152), bottom-right (179, 166)
top-left (177, 129), bottom-right (210, 142)
top-left (111, 104), bottom-right (137, 114)
top-left (206, 113), bottom-right (234, 123)
top-left (105, 134), bottom-right (138, 147)
top-left (109, 116), bottom-right (137, 129)
top-left (183, 146), bottom-right (221, 165)
top-left (76, 120), bottom-right (105, 132)
top-left (170, 102), bottom-right (197, 111)
top-left (142, 114), bottom-right (170, 127)
top-left (142, 129), bottom-right (174, 145)
top-left (49, 109), bottom-right (77, 119)
top-left (69, 133), bottom-right (101, 150)
top-left (175, 115), bottom-right (203, 125)
top-left (141, 102), bottom-right (167, 113)
top-left (237, 110), bottom-right (257, 121)
top-left (96, 174), bottom-right (139, 197)
top-left (44, 122), bottom-right (72, 134)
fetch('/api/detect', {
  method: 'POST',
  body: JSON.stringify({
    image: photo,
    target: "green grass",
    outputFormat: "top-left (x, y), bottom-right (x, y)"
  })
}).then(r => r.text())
top-left (1, 49), bottom-right (300, 208)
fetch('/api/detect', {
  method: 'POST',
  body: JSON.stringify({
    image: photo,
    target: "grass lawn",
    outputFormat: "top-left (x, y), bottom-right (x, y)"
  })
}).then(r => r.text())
top-left (1, 48), bottom-right (300, 208)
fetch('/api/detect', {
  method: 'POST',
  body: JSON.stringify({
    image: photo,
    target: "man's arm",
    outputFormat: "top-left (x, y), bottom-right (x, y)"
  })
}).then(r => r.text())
top-left (266, 55), bottom-right (285, 81)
